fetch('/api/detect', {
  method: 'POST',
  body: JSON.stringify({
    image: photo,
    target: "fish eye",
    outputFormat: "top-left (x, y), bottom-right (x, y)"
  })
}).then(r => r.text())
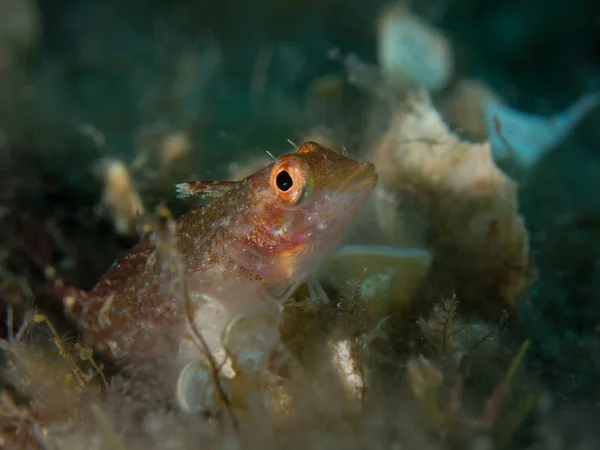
top-left (270, 156), bottom-right (312, 206)
top-left (275, 170), bottom-right (293, 192)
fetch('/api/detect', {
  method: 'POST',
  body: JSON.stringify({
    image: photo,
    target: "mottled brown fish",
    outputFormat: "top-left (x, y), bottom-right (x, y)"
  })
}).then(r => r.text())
top-left (54, 141), bottom-right (377, 363)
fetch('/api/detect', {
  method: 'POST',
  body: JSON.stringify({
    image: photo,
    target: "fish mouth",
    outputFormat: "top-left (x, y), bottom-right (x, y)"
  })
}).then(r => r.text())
top-left (340, 162), bottom-right (378, 192)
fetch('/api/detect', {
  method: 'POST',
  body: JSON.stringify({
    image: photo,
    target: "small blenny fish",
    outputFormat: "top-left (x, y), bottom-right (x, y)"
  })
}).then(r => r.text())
top-left (55, 141), bottom-right (378, 363)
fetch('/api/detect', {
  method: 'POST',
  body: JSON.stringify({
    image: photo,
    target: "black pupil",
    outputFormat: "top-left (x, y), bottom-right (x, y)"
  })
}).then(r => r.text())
top-left (276, 170), bottom-right (293, 192)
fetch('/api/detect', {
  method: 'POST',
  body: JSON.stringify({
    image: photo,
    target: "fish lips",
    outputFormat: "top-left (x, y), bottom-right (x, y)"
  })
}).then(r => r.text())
top-left (340, 161), bottom-right (378, 194)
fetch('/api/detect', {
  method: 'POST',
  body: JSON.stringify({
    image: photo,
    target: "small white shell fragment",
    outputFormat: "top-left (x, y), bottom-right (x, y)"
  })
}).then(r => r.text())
top-left (328, 338), bottom-right (364, 408)
top-left (176, 358), bottom-right (228, 413)
top-left (178, 292), bottom-right (235, 378)
top-left (222, 313), bottom-right (280, 377)
top-left (100, 159), bottom-right (145, 237)
top-left (377, 5), bottom-right (453, 91)
top-left (485, 91), bottom-right (600, 169)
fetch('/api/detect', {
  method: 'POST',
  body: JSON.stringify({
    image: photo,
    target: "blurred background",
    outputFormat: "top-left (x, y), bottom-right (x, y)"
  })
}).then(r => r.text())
top-left (2, 0), bottom-right (600, 448)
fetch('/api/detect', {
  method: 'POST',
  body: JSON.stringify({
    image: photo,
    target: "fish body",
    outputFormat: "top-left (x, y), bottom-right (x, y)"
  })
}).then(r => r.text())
top-left (61, 142), bottom-right (377, 362)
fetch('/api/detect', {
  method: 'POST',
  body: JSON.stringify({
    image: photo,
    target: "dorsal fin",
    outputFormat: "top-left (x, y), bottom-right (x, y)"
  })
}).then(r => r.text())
top-left (175, 180), bottom-right (239, 200)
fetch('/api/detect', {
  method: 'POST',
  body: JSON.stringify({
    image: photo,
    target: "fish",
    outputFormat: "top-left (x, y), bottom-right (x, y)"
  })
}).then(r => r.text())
top-left (51, 141), bottom-right (378, 363)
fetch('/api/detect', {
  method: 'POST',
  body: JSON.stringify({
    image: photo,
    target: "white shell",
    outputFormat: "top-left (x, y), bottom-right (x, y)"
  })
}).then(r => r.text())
top-left (322, 245), bottom-right (433, 306)
top-left (222, 313), bottom-right (280, 377)
top-left (176, 358), bottom-right (227, 413)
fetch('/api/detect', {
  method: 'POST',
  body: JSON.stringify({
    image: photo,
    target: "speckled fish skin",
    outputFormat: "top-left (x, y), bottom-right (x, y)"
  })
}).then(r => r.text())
top-left (64, 142), bottom-right (378, 362)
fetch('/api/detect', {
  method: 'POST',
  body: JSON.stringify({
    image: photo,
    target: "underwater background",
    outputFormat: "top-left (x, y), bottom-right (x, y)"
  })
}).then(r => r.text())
top-left (2, 0), bottom-right (600, 448)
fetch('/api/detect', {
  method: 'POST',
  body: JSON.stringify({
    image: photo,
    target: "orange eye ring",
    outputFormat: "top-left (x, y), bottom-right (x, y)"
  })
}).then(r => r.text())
top-left (270, 156), bottom-right (311, 205)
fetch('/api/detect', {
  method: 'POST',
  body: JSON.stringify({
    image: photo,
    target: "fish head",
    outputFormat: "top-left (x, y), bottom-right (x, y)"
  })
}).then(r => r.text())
top-left (240, 141), bottom-right (378, 292)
